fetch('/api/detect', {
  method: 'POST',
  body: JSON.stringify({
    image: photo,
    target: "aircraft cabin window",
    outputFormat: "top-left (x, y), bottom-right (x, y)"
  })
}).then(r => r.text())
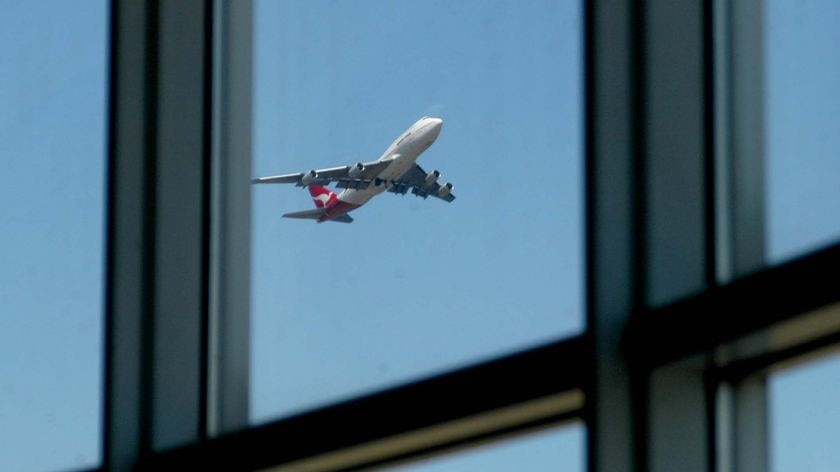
top-left (250, 0), bottom-right (583, 424)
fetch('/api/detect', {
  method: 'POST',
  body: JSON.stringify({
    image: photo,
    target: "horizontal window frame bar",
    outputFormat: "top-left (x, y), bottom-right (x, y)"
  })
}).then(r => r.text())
top-left (709, 326), bottom-right (840, 385)
top-left (264, 393), bottom-right (582, 472)
top-left (626, 242), bottom-right (840, 368)
top-left (144, 336), bottom-right (587, 471)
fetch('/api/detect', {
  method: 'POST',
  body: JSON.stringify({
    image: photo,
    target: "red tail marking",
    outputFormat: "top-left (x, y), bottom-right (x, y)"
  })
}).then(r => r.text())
top-left (308, 185), bottom-right (338, 208)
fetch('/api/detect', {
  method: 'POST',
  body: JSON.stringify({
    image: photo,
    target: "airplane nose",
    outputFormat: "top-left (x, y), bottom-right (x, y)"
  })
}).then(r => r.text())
top-left (427, 117), bottom-right (443, 138)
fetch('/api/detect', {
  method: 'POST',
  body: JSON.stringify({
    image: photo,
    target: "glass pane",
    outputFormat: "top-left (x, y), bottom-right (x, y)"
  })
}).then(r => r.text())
top-left (0, 2), bottom-right (108, 472)
top-left (766, 1), bottom-right (840, 264)
top-left (251, 0), bottom-right (583, 422)
top-left (385, 424), bottom-right (584, 471)
top-left (770, 352), bottom-right (840, 472)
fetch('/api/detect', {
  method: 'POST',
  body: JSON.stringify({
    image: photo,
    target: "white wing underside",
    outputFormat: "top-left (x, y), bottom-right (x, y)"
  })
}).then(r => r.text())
top-left (252, 160), bottom-right (393, 185)
top-left (254, 163), bottom-right (455, 202)
top-left (391, 164), bottom-right (456, 202)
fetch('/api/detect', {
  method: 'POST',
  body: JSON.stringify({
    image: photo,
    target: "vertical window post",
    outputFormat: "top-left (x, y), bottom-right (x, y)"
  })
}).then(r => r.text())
top-left (105, 1), bottom-right (211, 469)
top-left (586, 1), bottom-right (640, 470)
top-left (207, 0), bottom-right (253, 436)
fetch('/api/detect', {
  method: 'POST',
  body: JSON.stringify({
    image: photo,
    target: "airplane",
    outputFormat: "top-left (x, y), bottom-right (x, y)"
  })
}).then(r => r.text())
top-left (252, 116), bottom-right (455, 223)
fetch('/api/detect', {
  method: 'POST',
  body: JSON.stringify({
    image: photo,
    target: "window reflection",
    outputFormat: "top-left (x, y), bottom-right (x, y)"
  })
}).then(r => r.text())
top-left (251, 0), bottom-right (583, 422)
top-left (0, 2), bottom-right (108, 471)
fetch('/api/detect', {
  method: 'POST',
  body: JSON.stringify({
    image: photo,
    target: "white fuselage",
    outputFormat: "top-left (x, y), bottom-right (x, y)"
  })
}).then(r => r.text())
top-left (337, 116), bottom-right (443, 206)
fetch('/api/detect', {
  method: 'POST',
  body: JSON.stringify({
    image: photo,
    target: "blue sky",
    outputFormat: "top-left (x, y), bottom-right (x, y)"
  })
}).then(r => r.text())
top-left (765, 3), bottom-right (840, 471)
top-left (1, 0), bottom-right (840, 471)
top-left (249, 2), bottom-right (584, 470)
top-left (250, 0), bottom-right (584, 424)
top-left (765, 0), bottom-right (840, 264)
top-left (0, 1), bottom-right (106, 471)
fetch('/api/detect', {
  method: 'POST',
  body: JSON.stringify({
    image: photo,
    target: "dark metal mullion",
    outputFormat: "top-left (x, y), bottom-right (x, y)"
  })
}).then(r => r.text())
top-left (628, 242), bottom-right (840, 368)
top-left (640, 1), bottom-right (719, 469)
top-left (105, 1), bottom-right (211, 469)
top-left (730, 0), bottom-right (765, 277)
top-left (344, 414), bottom-right (581, 472)
top-left (704, 367), bottom-right (722, 472)
top-left (629, 1), bottom-right (650, 471)
top-left (139, 0), bottom-right (161, 456)
top-left (631, 0), bottom-right (649, 318)
top-left (702, 0), bottom-right (718, 292)
top-left (102, 1), bottom-right (121, 467)
top-left (585, 0), bottom-right (640, 471)
top-left (702, 2), bottom-right (721, 470)
top-left (582, 0), bottom-right (597, 468)
top-left (711, 330), bottom-right (840, 386)
top-left (103, 1), bottom-right (156, 469)
top-left (150, 0), bottom-right (209, 451)
top-left (143, 337), bottom-right (587, 471)
top-left (206, 0), bottom-right (251, 435)
top-left (199, 0), bottom-right (216, 442)
top-left (727, 4), bottom-right (769, 471)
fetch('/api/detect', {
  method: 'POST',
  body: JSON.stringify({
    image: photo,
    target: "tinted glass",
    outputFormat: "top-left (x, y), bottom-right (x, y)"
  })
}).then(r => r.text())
top-left (386, 424), bottom-right (584, 471)
top-left (770, 352), bottom-right (840, 472)
top-left (0, 2), bottom-right (108, 470)
top-left (251, 0), bottom-right (582, 422)
top-left (765, 1), bottom-right (840, 263)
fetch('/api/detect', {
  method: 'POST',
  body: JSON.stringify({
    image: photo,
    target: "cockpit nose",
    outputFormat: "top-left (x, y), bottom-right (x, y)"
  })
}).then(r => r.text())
top-left (425, 116), bottom-right (443, 140)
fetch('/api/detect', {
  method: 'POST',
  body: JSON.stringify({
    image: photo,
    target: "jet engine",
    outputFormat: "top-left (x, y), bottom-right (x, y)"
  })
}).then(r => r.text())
top-left (300, 170), bottom-right (317, 186)
top-left (437, 182), bottom-right (453, 198)
top-left (348, 162), bottom-right (365, 179)
top-left (424, 170), bottom-right (440, 186)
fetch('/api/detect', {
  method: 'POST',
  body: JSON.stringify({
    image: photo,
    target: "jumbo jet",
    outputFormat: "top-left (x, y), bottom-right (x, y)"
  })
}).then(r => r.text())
top-left (252, 116), bottom-right (455, 223)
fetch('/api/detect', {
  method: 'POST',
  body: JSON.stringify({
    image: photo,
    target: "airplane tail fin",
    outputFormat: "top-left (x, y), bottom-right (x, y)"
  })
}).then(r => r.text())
top-left (308, 185), bottom-right (338, 208)
top-left (287, 185), bottom-right (352, 223)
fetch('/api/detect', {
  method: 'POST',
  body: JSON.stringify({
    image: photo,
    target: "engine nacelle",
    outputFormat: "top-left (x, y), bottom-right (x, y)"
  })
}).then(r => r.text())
top-left (424, 170), bottom-right (440, 186)
top-left (348, 162), bottom-right (365, 179)
top-left (437, 182), bottom-right (453, 198)
top-left (300, 170), bottom-right (317, 186)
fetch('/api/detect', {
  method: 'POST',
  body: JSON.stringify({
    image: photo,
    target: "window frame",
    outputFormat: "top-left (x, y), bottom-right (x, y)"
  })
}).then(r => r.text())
top-left (97, 0), bottom-right (840, 471)
top-left (105, 0), bottom-right (212, 468)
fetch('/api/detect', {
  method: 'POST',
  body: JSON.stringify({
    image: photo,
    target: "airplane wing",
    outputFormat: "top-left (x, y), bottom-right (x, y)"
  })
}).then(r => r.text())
top-left (253, 159), bottom-right (393, 187)
top-left (389, 164), bottom-right (456, 202)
